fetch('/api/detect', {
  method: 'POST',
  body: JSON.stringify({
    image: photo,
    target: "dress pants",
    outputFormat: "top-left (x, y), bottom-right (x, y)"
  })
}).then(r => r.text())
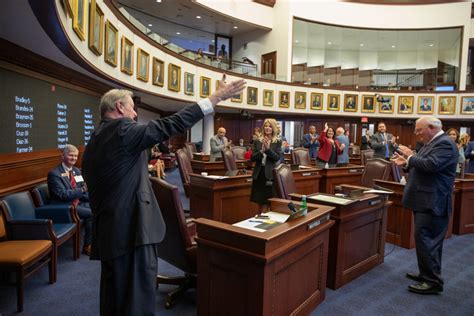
top-left (76, 204), bottom-right (92, 245)
top-left (100, 244), bottom-right (158, 316)
top-left (413, 211), bottom-right (449, 287)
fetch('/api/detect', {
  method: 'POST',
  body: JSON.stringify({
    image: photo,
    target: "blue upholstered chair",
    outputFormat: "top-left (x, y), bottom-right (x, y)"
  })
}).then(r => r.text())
top-left (1, 191), bottom-right (80, 282)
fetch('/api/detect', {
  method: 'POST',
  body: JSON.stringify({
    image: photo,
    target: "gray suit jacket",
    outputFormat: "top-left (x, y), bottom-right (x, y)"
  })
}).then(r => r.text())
top-left (82, 104), bottom-right (204, 260)
top-left (370, 132), bottom-right (396, 159)
top-left (402, 133), bottom-right (457, 216)
top-left (210, 134), bottom-right (228, 162)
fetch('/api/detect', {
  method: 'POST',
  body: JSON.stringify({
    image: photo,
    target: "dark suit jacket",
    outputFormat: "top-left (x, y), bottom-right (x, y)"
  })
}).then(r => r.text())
top-left (48, 164), bottom-right (88, 204)
top-left (250, 139), bottom-right (282, 181)
top-left (464, 141), bottom-right (474, 173)
top-left (370, 132), bottom-right (396, 159)
top-left (82, 104), bottom-right (204, 260)
top-left (302, 133), bottom-right (320, 159)
top-left (402, 133), bottom-right (457, 216)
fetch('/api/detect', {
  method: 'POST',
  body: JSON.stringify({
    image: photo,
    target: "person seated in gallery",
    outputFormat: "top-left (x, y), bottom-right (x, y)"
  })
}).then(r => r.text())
top-left (47, 144), bottom-right (92, 256)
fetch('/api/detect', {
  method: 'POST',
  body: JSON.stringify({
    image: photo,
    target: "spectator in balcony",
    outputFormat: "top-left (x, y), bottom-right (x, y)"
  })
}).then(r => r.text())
top-left (217, 44), bottom-right (228, 61)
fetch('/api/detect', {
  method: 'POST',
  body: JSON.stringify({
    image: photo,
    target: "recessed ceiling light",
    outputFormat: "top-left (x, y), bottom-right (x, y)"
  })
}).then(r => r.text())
top-left (429, 44), bottom-right (434, 47)
top-left (212, 40), bottom-right (215, 43)
top-left (148, 24), bottom-right (152, 27)
top-left (233, 26), bottom-right (238, 29)
top-left (360, 44), bottom-right (364, 47)
top-left (156, 0), bottom-right (161, 2)
top-left (295, 40), bottom-right (299, 43)
top-left (391, 45), bottom-right (396, 48)
top-left (176, 32), bottom-right (180, 35)
top-left (327, 41), bottom-right (332, 45)
top-left (196, 15), bottom-right (201, 19)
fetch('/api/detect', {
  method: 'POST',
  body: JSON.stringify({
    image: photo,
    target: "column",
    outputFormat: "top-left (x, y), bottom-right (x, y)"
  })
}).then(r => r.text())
top-left (202, 114), bottom-right (214, 155)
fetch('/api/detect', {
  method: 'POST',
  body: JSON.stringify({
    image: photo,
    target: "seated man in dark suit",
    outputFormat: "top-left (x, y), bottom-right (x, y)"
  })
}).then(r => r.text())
top-left (48, 144), bottom-right (92, 256)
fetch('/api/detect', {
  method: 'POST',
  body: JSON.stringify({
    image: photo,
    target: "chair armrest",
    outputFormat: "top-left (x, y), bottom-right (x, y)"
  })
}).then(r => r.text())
top-left (288, 193), bottom-right (303, 201)
top-left (35, 204), bottom-right (75, 223)
top-left (186, 218), bottom-right (197, 236)
top-left (7, 219), bottom-right (55, 241)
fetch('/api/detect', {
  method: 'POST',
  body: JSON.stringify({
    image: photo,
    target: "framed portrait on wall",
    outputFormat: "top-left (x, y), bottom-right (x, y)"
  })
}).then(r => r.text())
top-left (231, 92), bottom-right (242, 103)
top-left (294, 92), bottom-right (306, 109)
top-left (247, 87), bottom-right (258, 105)
top-left (104, 21), bottom-right (118, 67)
top-left (72, 0), bottom-right (87, 41)
top-left (152, 58), bottom-right (164, 87)
top-left (438, 96), bottom-right (456, 115)
top-left (417, 96), bottom-right (434, 114)
top-left (361, 95), bottom-right (375, 113)
top-left (185, 72), bottom-right (194, 95)
top-left (398, 96), bottom-right (414, 114)
top-left (279, 91), bottom-right (290, 108)
top-left (120, 36), bottom-right (134, 75)
top-left (263, 90), bottom-right (273, 107)
top-left (310, 93), bottom-right (323, 110)
top-left (136, 49), bottom-right (149, 82)
top-left (167, 64), bottom-right (181, 92)
top-left (461, 96), bottom-right (474, 114)
top-left (88, 0), bottom-right (103, 55)
top-left (344, 94), bottom-right (358, 112)
top-left (377, 95), bottom-right (394, 113)
top-left (327, 94), bottom-right (340, 111)
top-left (200, 76), bottom-right (210, 97)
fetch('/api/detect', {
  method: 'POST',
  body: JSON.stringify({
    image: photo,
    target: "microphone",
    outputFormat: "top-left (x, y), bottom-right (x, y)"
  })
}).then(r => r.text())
top-left (288, 202), bottom-right (298, 214)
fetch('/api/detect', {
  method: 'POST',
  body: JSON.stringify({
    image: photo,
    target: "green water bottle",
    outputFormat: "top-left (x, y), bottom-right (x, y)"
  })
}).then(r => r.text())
top-left (301, 195), bottom-right (308, 215)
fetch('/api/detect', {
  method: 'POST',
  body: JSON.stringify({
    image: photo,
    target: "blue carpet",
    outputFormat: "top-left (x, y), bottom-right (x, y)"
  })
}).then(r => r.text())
top-left (1, 168), bottom-right (473, 315)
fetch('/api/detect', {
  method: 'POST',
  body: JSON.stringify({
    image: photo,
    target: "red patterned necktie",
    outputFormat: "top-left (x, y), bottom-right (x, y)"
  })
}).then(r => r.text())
top-left (69, 172), bottom-right (80, 206)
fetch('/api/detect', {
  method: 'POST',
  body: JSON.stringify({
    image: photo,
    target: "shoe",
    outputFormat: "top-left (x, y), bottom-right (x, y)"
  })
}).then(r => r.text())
top-left (82, 245), bottom-right (91, 256)
top-left (408, 282), bottom-right (443, 295)
top-left (406, 272), bottom-right (424, 282)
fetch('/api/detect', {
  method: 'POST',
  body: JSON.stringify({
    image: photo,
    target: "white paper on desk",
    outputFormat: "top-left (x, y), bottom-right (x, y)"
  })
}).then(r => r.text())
top-left (363, 189), bottom-right (393, 194)
top-left (233, 220), bottom-right (266, 232)
top-left (262, 211), bottom-right (291, 223)
top-left (298, 165), bottom-right (312, 169)
top-left (205, 175), bottom-right (229, 179)
top-left (308, 194), bottom-right (354, 205)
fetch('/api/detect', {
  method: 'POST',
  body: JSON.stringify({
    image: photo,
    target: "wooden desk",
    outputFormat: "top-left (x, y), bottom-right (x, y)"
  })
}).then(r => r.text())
top-left (192, 153), bottom-right (209, 161)
top-left (191, 159), bottom-right (248, 176)
top-left (453, 179), bottom-right (474, 235)
top-left (307, 191), bottom-right (390, 289)
top-left (375, 180), bottom-right (454, 249)
top-left (349, 157), bottom-right (361, 165)
top-left (195, 199), bottom-right (335, 316)
top-left (319, 164), bottom-right (364, 194)
top-left (190, 168), bottom-right (322, 224)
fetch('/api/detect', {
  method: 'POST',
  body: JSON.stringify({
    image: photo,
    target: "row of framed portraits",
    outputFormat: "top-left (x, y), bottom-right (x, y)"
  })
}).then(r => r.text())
top-left (63, 0), bottom-right (474, 115)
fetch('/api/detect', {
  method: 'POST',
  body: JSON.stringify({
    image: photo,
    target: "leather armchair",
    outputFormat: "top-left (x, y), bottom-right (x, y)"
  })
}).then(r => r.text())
top-left (340, 158), bottom-right (392, 193)
top-left (222, 148), bottom-right (238, 172)
top-left (292, 147), bottom-right (311, 166)
top-left (150, 177), bottom-right (197, 308)
top-left (0, 208), bottom-right (55, 312)
top-left (184, 142), bottom-right (197, 160)
top-left (176, 148), bottom-right (193, 197)
top-left (360, 149), bottom-right (374, 166)
top-left (273, 164), bottom-right (300, 200)
top-left (1, 191), bottom-right (79, 282)
top-left (231, 146), bottom-right (246, 160)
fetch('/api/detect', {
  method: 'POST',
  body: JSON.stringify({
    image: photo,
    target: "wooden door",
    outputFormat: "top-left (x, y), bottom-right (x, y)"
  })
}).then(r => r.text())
top-left (261, 51), bottom-right (276, 80)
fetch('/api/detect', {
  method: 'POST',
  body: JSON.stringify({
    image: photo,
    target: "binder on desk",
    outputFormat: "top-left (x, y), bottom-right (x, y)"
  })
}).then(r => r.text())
top-left (308, 193), bottom-right (355, 205)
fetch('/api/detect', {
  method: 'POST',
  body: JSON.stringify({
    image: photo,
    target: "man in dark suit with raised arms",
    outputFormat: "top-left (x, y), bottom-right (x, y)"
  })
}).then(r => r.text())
top-left (393, 116), bottom-right (457, 295)
top-left (82, 76), bottom-right (245, 315)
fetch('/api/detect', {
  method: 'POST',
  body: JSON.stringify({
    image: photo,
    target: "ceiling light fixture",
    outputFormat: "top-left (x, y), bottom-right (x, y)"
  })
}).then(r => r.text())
top-left (176, 32), bottom-right (180, 35)
top-left (196, 15), bottom-right (201, 19)
top-left (156, 0), bottom-right (161, 2)
top-left (148, 24), bottom-right (152, 27)
top-left (295, 40), bottom-right (299, 43)
top-left (391, 45), bottom-right (396, 48)
top-left (233, 26), bottom-right (238, 29)
top-left (429, 44), bottom-right (434, 47)
top-left (327, 41), bottom-right (332, 45)
top-left (360, 44), bottom-right (364, 47)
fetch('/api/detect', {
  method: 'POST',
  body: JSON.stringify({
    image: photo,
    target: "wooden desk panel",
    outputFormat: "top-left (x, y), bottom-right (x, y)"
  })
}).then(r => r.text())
top-left (375, 180), bottom-right (454, 249)
top-left (191, 160), bottom-right (248, 176)
top-left (190, 169), bottom-right (322, 223)
top-left (349, 157), bottom-right (361, 165)
top-left (453, 179), bottom-right (474, 235)
top-left (319, 165), bottom-right (364, 194)
top-left (195, 200), bottom-right (335, 316)
top-left (308, 192), bottom-right (389, 289)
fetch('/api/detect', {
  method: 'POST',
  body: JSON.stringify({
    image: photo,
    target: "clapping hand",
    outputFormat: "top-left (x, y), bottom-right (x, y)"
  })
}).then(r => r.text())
top-left (261, 137), bottom-right (271, 152)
